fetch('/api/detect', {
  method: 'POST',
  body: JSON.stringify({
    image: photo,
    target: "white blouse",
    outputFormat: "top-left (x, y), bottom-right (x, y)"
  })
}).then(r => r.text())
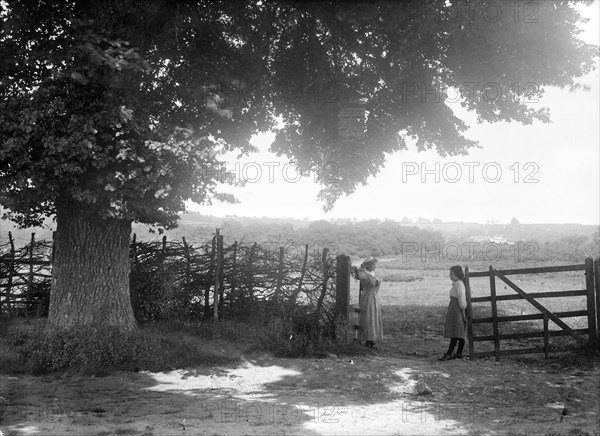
top-left (450, 280), bottom-right (467, 309)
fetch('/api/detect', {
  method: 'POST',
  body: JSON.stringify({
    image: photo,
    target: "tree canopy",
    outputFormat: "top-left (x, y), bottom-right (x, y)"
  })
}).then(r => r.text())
top-left (1, 0), bottom-right (596, 227)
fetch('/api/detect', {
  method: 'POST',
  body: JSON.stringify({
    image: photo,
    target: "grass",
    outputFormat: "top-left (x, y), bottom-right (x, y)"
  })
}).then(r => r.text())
top-left (0, 318), bottom-right (244, 376)
top-left (376, 269), bottom-right (423, 282)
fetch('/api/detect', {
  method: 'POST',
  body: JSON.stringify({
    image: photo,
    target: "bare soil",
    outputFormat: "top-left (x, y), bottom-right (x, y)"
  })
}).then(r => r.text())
top-left (1, 335), bottom-right (599, 436)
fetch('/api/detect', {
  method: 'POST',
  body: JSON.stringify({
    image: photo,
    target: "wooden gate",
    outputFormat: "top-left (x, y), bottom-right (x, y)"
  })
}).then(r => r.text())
top-left (465, 258), bottom-right (599, 361)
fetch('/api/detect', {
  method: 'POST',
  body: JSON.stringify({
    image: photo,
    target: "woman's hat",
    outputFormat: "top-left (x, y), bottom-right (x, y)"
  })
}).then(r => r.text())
top-left (361, 256), bottom-right (378, 268)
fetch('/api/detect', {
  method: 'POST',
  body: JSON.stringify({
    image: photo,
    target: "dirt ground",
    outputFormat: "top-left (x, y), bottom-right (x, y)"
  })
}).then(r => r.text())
top-left (1, 335), bottom-right (599, 436)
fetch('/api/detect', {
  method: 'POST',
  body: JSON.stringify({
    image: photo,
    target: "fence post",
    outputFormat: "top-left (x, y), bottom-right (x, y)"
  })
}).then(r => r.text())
top-left (464, 266), bottom-right (475, 360)
top-left (160, 235), bottom-right (167, 287)
top-left (489, 266), bottom-right (501, 362)
top-left (206, 233), bottom-right (216, 317)
top-left (213, 229), bottom-right (221, 321)
top-left (594, 258), bottom-right (600, 351)
top-left (355, 282), bottom-right (363, 341)
top-left (274, 246), bottom-right (285, 303)
top-left (335, 255), bottom-right (351, 340)
top-left (131, 233), bottom-right (137, 265)
top-left (543, 314), bottom-right (549, 359)
top-left (6, 232), bottom-right (15, 315)
top-left (161, 235), bottom-right (167, 261)
top-left (315, 248), bottom-right (329, 321)
top-left (585, 257), bottom-right (597, 347)
top-left (218, 233), bottom-right (224, 315)
top-left (51, 231), bottom-right (56, 265)
top-left (247, 242), bottom-right (257, 299)
top-left (182, 237), bottom-right (191, 289)
top-left (291, 244), bottom-right (309, 314)
top-left (130, 233), bottom-right (139, 319)
top-left (231, 241), bottom-right (238, 296)
top-left (28, 233), bottom-right (35, 303)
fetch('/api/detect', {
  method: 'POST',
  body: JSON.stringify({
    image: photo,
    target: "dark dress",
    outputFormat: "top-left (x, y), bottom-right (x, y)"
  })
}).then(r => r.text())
top-left (444, 280), bottom-right (467, 339)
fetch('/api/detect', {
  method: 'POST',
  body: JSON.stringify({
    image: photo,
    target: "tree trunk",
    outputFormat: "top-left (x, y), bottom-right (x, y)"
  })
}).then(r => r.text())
top-left (47, 201), bottom-right (137, 331)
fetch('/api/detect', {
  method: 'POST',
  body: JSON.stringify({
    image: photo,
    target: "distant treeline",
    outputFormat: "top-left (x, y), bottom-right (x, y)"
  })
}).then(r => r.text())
top-left (2, 214), bottom-right (598, 263)
top-left (138, 215), bottom-right (599, 263)
top-left (149, 217), bottom-right (445, 259)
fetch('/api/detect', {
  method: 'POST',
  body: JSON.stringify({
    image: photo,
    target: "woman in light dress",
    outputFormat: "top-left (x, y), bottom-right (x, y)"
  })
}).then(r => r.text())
top-left (351, 256), bottom-right (383, 349)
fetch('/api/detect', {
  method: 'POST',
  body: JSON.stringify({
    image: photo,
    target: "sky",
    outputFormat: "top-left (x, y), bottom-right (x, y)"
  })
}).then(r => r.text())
top-left (189, 3), bottom-right (600, 225)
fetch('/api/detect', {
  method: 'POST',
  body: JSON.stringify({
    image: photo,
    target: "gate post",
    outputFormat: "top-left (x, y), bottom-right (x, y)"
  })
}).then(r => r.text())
top-left (585, 257), bottom-right (597, 347)
top-left (489, 266), bottom-right (501, 362)
top-left (465, 266), bottom-right (475, 360)
top-left (335, 255), bottom-right (351, 340)
top-left (594, 258), bottom-right (600, 351)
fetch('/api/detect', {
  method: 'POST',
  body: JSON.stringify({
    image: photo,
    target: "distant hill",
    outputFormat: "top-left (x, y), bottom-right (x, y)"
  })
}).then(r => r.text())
top-left (405, 221), bottom-right (599, 243)
top-left (1, 213), bottom-right (598, 252)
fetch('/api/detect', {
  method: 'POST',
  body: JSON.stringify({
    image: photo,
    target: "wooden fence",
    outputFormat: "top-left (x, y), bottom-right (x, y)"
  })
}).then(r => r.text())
top-left (465, 258), bottom-right (599, 361)
top-left (0, 232), bottom-right (52, 317)
top-left (0, 231), bottom-right (343, 329)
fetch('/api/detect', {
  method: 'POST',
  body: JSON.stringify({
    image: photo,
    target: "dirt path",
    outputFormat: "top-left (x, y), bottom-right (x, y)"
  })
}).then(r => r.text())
top-left (1, 346), bottom-right (599, 436)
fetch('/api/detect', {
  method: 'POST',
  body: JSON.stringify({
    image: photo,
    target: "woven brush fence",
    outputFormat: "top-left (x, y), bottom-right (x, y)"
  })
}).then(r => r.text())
top-left (1, 231), bottom-right (338, 328)
top-left (0, 233), bottom-right (52, 317)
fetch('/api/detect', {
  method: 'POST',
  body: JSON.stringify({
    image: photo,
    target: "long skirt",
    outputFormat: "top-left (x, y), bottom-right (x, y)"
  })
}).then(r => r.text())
top-left (444, 297), bottom-right (466, 339)
top-left (359, 288), bottom-right (383, 341)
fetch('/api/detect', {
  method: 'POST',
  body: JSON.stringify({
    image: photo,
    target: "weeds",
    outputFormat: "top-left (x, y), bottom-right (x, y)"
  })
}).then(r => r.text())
top-left (0, 318), bottom-right (239, 376)
top-left (0, 315), bottom-right (366, 376)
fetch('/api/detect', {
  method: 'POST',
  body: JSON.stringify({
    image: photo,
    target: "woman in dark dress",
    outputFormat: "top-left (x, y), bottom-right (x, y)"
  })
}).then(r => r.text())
top-left (439, 265), bottom-right (467, 361)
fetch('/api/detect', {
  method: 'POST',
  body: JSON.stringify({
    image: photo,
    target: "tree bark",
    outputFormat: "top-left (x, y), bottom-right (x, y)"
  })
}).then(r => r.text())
top-left (47, 201), bottom-right (137, 331)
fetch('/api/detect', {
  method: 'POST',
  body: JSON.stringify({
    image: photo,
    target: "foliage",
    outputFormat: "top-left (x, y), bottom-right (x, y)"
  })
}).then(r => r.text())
top-left (255, 311), bottom-right (363, 358)
top-left (22, 281), bottom-right (51, 317)
top-left (1, 1), bottom-right (597, 224)
top-left (0, 2), bottom-right (256, 228)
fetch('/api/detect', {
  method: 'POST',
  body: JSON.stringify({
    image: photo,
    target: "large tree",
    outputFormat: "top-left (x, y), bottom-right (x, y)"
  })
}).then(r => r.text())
top-left (0, 1), bottom-right (596, 330)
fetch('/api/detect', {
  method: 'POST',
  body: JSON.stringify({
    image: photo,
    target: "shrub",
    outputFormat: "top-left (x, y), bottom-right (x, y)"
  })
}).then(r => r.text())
top-left (254, 311), bottom-right (366, 358)
top-left (23, 281), bottom-right (51, 318)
